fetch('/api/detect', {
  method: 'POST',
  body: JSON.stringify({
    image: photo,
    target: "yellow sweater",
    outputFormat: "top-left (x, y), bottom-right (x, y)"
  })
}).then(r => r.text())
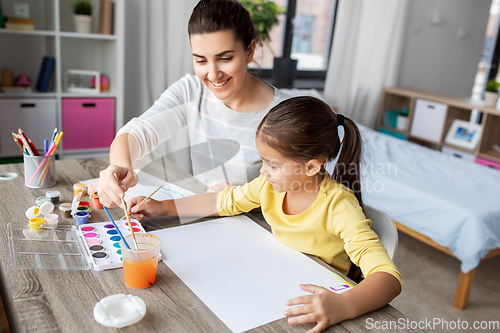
top-left (217, 174), bottom-right (402, 286)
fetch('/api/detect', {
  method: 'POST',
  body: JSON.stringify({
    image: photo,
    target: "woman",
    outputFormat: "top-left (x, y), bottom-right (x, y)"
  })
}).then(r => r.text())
top-left (98, 0), bottom-right (288, 208)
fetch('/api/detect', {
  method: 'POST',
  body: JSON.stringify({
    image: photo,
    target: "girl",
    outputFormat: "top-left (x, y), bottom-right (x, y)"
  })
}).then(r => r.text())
top-left (98, 0), bottom-right (288, 208)
top-left (127, 96), bottom-right (402, 333)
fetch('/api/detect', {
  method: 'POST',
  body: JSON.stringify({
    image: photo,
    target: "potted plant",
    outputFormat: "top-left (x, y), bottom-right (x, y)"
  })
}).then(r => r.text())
top-left (72, 0), bottom-right (93, 34)
top-left (241, 1), bottom-right (296, 88)
top-left (484, 80), bottom-right (499, 107)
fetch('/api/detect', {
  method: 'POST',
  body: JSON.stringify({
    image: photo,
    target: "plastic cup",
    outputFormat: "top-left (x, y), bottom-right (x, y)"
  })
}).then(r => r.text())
top-left (24, 154), bottom-right (56, 188)
top-left (120, 234), bottom-right (161, 289)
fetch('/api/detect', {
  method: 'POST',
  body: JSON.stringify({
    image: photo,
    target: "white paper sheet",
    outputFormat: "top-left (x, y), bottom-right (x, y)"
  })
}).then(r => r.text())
top-left (150, 215), bottom-right (352, 333)
top-left (80, 170), bottom-right (195, 201)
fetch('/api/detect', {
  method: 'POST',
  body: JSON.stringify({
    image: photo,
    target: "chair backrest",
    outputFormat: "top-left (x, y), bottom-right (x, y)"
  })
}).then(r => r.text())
top-left (364, 205), bottom-right (398, 260)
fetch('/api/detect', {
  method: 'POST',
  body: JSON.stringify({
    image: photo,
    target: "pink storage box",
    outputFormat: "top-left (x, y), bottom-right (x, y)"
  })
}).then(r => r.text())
top-left (475, 157), bottom-right (500, 171)
top-left (62, 98), bottom-right (115, 150)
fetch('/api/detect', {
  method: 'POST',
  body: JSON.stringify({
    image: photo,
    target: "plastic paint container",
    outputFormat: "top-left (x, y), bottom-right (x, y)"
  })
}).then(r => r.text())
top-left (46, 191), bottom-right (60, 204)
top-left (25, 206), bottom-right (40, 219)
top-left (73, 183), bottom-right (86, 196)
top-left (35, 196), bottom-right (51, 206)
top-left (75, 211), bottom-right (90, 225)
top-left (59, 203), bottom-right (73, 218)
top-left (93, 196), bottom-right (104, 209)
top-left (78, 201), bottom-right (90, 207)
top-left (29, 217), bottom-right (44, 232)
top-left (76, 206), bottom-right (90, 213)
top-left (44, 214), bottom-right (58, 228)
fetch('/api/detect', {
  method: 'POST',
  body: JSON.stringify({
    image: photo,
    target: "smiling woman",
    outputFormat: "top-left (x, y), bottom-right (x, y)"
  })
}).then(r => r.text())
top-left (98, 0), bottom-right (289, 208)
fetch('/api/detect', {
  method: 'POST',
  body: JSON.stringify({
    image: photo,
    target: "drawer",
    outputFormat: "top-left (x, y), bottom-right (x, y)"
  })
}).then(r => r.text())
top-left (475, 157), bottom-right (500, 171)
top-left (441, 146), bottom-right (475, 162)
top-left (410, 99), bottom-right (447, 142)
top-left (0, 99), bottom-right (56, 157)
top-left (62, 98), bottom-right (115, 150)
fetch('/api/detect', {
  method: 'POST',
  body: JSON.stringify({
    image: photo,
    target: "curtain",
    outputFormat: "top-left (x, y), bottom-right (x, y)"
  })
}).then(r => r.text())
top-left (123, 0), bottom-right (198, 121)
top-left (122, 0), bottom-right (199, 175)
top-left (323, 0), bottom-right (410, 128)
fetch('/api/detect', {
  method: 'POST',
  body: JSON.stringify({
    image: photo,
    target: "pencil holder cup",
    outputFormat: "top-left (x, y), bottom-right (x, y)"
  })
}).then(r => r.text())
top-left (24, 154), bottom-right (56, 188)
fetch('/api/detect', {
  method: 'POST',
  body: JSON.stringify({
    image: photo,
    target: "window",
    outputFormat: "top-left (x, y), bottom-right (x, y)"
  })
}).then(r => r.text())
top-left (251, 0), bottom-right (338, 84)
top-left (472, 0), bottom-right (500, 100)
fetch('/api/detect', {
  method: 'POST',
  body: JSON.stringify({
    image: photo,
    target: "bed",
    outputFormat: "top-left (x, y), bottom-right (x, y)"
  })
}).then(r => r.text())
top-left (358, 124), bottom-right (500, 309)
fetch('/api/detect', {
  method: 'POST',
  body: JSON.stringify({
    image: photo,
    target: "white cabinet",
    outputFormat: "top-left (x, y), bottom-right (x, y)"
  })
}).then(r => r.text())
top-left (410, 99), bottom-right (448, 142)
top-left (0, 0), bottom-right (124, 158)
top-left (0, 99), bottom-right (57, 157)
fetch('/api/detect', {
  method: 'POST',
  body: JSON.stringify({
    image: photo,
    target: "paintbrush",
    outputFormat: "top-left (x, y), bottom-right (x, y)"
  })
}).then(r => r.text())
top-left (118, 184), bottom-right (163, 220)
top-left (103, 206), bottom-right (130, 250)
top-left (121, 198), bottom-right (139, 250)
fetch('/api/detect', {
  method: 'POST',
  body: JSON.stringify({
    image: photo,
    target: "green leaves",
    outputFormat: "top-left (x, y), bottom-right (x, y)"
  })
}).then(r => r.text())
top-left (240, 0), bottom-right (285, 43)
top-left (72, 0), bottom-right (93, 16)
top-left (486, 80), bottom-right (499, 93)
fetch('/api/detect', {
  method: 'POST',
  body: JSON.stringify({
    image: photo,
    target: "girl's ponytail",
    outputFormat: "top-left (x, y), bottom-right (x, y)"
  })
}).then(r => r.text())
top-left (332, 116), bottom-right (363, 208)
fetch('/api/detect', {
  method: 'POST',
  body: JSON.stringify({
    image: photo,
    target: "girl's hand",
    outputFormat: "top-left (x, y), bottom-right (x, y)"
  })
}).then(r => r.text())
top-left (98, 165), bottom-right (137, 208)
top-left (127, 196), bottom-right (164, 219)
top-left (207, 181), bottom-right (231, 193)
top-left (284, 284), bottom-right (348, 333)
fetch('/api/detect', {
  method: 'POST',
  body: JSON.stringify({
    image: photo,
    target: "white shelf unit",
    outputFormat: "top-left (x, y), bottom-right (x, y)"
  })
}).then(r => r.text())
top-left (0, 0), bottom-right (124, 158)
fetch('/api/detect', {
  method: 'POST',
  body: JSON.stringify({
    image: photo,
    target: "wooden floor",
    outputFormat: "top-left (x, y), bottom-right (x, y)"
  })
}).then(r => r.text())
top-left (395, 221), bottom-right (500, 310)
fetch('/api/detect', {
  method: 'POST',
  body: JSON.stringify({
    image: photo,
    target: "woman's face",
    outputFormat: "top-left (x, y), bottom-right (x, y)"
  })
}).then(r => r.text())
top-left (190, 30), bottom-right (254, 104)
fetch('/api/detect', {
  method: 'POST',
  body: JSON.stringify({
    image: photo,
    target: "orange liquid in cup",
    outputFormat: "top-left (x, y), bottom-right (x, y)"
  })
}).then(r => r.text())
top-left (123, 255), bottom-right (158, 289)
top-left (121, 234), bottom-right (161, 289)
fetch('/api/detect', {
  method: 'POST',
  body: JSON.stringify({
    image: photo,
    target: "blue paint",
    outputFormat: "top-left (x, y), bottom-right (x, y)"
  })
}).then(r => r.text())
top-left (110, 236), bottom-right (121, 241)
top-left (107, 229), bottom-right (118, 235)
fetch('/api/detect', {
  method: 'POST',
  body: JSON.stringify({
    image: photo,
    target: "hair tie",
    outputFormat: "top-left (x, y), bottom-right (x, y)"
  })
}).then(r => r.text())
top-left (337, 114), bottom-right (345, 127)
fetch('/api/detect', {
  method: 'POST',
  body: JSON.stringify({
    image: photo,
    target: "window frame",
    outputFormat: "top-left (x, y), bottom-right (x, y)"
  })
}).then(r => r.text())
top-left (259, 0), bottom-right (339, 87)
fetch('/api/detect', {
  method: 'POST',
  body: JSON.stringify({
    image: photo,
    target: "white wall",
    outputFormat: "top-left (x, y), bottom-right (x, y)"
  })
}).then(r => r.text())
top-left (398, 0), bottom-right (491, 97)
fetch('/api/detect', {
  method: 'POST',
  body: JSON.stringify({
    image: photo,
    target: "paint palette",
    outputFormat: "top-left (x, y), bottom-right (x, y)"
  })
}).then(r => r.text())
top-left (79, 219), bottom-right (146, 271)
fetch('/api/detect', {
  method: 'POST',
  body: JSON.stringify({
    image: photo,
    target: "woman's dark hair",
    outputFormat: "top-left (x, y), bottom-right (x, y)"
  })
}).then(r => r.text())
top-left (188, 0), bottom-right (257, 51)
top-left (256, 96), bottom-right (364, 207)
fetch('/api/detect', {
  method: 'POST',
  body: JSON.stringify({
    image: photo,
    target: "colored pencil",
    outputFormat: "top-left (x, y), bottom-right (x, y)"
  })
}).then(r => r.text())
top-left (118, 184), bottom-right (163, 221)
top-left (28, 132), bottom-right (63, 185)
top-left (121, 198), bottom-right (139, 250)
top-left (18, 128), bottom-right (39, 156)
top-left (103, 206), bottom-right (130, 250)
top-left (11, 132), bottom-right (24, 152)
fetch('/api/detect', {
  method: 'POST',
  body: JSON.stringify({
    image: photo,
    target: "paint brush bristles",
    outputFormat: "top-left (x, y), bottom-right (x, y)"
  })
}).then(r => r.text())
top-left (119, 184), bottom-right (163, 221)
top-left (121, 198), bottom-right (139, 250)
top-left (103, 206), bottom-right (130, 250)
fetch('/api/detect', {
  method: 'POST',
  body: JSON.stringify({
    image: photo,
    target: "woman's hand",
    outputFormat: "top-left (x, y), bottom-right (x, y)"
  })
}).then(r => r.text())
top-left (207, 181), bottom-right (230, 193)
top-left (284, 284), bottom-right (349, 333)
top-left (98, 165), bottom-right (138, 208)
top-left (127, 196), bottom-right (166, 219)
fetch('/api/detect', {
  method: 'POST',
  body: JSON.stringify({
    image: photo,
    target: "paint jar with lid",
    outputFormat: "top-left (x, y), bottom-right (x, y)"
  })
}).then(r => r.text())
top-left (36, 196), bottom-right (51, 206)
top-left (46, 191), bottom-right (60, 204)
top-left (73, 183), bottom-right (86, 196)
top-left (75, 211), bottom-right (90, 225)
top-left (59, 203), bottom-right (73, 218)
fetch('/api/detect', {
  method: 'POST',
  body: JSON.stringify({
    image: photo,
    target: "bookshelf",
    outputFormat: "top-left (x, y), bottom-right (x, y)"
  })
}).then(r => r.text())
top-left (376, 87), bottom-right (500, 168)
top-left (0, 0), bottom-right (124, 159)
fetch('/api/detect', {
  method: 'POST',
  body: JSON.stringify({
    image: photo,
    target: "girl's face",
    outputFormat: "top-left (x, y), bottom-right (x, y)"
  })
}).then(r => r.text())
top-left (256, 136), bottom-right (311, 193)
top-left (190, 30), bottom-right (254, 105)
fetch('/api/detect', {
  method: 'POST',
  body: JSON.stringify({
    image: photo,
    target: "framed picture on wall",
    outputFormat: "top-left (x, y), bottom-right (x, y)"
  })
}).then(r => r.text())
top-left (444, 119), bottom-right (483, 150)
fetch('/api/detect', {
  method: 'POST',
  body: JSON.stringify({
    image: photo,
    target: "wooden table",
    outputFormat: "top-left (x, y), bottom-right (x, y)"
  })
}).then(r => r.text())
top-left (0, 158), bottom-right (423, 333)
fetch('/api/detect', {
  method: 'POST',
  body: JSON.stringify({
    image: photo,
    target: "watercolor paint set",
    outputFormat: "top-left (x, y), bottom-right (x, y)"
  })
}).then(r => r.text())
top-left (79, 219), bottom-right (147, 271)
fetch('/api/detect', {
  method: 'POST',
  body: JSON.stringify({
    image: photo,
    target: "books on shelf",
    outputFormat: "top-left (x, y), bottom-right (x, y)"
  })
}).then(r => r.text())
top-left (36, 56), bottom-right (56, 92)
top-left (99, 0), bottom-right (114, 35)
top-left (4, 17), bottom-right (36, 31)
top-left (382, 110), bottom-right (399, 128)
top-left (1, 86), bottom-right (33, 94)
